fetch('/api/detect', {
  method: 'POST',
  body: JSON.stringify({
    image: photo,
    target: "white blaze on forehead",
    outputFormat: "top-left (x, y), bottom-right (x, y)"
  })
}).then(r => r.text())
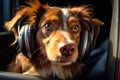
top-left (58, 32), bottom-right (74, 48)
top-left (61, 8), bottom-right (69, 30)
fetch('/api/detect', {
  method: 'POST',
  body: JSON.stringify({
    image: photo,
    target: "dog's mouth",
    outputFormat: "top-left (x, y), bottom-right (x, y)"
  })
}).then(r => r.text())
top-left (54, 62), bottom-right (72, 66)
top-left (52, 56), bottom-right (76, 66)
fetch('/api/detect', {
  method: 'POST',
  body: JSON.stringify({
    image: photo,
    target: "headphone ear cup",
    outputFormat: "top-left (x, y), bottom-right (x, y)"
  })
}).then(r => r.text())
top-left (79, 31), bottom-right (93, 62)
top-left (18, 24), bottom-right (37, 59)
top-left (79, 31), bottom-right (88, 57)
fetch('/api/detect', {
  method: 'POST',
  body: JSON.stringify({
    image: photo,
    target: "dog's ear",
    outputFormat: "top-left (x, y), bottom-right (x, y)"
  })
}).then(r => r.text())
top-left (70, 5), bottom-right (104, 47)
top-left (5, 0), bottom-right (49, 35)
top-left (77, 5), bottom-right (104, 47)
top-left (91, 18), bottom-right (104, 46)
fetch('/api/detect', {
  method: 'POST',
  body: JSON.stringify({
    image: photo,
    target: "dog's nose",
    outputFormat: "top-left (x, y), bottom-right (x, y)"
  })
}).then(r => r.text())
top-left (60, 44), bottom-right (76, 57)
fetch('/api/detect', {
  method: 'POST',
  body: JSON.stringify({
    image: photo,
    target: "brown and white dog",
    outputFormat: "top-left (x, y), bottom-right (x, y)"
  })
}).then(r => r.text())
top-left (5, 0), bottom-right (104, 79)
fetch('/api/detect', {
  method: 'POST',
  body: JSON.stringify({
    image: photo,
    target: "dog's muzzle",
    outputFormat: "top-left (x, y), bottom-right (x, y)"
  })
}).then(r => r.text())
top-left (59, 43), bottom-right (75, 57)
top-left (51, 42), bottom-right (78, 65)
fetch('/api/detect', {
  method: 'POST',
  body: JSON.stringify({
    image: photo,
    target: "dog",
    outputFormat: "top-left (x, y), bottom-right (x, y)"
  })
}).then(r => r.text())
top-left (5, 0), bottom-right (104, 79)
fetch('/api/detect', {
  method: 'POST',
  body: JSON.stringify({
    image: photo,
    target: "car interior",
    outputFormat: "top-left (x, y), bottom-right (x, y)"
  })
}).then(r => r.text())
top-left (0, 0), bottom-right (119, 80)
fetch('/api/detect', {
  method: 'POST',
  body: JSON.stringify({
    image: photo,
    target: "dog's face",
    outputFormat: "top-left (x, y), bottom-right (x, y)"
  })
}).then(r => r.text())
top-left (36, 8), bottom-right (81, 65)
top-left (5, 0), bottom-right (104, 66)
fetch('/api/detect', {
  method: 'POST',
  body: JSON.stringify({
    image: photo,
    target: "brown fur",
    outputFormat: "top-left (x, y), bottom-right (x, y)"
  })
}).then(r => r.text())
top-left (5, 0), bottom-right (104, 79)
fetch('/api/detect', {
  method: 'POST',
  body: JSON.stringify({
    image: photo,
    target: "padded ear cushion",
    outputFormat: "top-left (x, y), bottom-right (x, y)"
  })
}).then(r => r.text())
top-left (18, 24), bottom-right (37, 59)
top-left (82, 31), bottom-right (93, 61)
top-left (78, 30), bottom-right (93, 62)
top-left (80, 31), bottom-right (89, 56)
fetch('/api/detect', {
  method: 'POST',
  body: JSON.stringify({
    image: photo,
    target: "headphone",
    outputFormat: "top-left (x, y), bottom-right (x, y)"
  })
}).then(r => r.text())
top-left (17, 16), bottom-right (38, 59)
top-left (79, 23), bottom-right (94, 62)
top-left (17, 15), bottom-right (94, 60)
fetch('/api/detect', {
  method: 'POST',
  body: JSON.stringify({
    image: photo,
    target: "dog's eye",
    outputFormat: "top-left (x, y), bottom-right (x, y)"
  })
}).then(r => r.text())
top-left (72, 25), bottom-right (79, 33)
top-left (43, 22), bottom-right (52, 30)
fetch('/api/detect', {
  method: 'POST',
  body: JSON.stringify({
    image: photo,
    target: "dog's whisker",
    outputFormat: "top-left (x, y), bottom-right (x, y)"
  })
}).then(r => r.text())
top-left (57, 57), bottom-right (61, 62)
top-left (58, 57), bottom-right (61, 62)
top-left (31, 47), bottom-right (42, 55)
